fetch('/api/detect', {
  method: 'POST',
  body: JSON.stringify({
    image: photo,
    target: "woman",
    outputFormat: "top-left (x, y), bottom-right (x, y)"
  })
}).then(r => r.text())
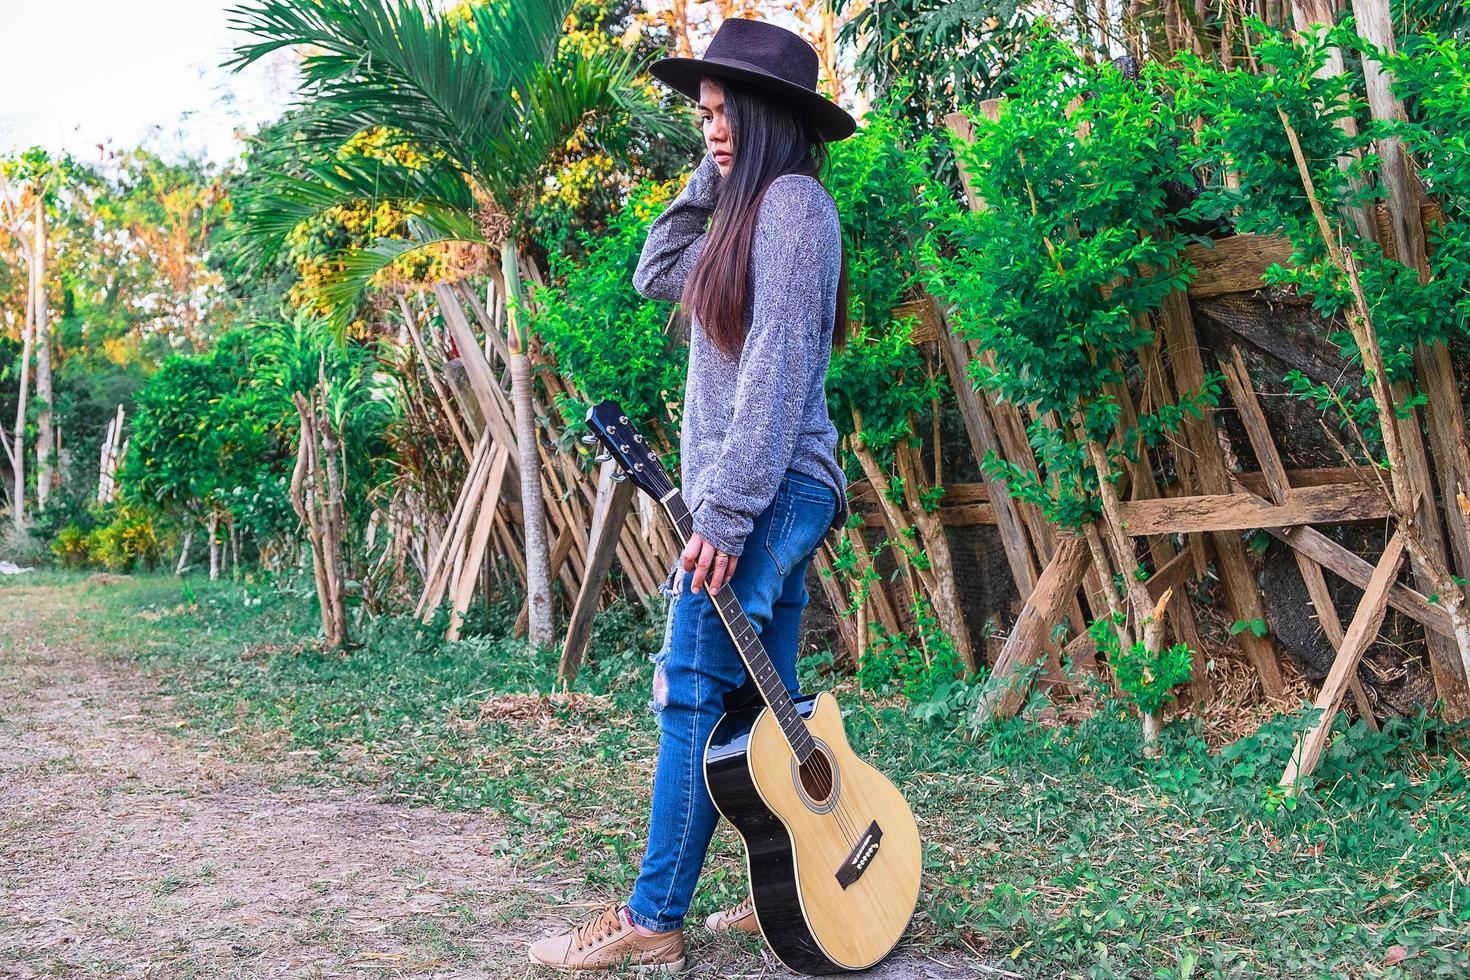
top-left (529, 17), bottom-right (856, 973)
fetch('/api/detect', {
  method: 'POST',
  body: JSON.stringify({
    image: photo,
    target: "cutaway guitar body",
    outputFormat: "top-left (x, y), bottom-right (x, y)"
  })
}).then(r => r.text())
top-left (706, 692), bottom-right (923, 974)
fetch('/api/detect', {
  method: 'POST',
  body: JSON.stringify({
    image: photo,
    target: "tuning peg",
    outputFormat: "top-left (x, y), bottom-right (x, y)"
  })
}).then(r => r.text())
top-left (594, 452), bottom-right (613, 464)
top-left (610, 470), bottom-right (628, 482)
top-left (580, 434), bottom-right (599, 446)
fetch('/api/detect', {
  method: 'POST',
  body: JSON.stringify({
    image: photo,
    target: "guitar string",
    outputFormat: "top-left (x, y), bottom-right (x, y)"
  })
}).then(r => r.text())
top-left (632, 444), bottom-right (864, 850)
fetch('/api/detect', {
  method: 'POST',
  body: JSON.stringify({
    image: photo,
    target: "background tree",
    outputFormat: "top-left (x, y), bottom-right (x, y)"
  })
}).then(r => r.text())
top-left (224, 0), bottom-right (694, 646)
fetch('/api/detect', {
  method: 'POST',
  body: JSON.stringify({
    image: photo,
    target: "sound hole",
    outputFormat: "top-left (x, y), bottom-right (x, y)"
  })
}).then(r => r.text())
top-left (798, 748), bottom-right (835, 804)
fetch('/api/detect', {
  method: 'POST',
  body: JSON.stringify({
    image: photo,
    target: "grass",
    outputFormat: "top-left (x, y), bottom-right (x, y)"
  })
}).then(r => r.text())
top-left (8, 569), bottom-right (1470, 978)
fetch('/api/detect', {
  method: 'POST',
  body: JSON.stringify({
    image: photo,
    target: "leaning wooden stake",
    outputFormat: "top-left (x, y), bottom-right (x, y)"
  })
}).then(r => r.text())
top-left (397, 291), bottom-right (473, 463)
top-left (973, 535), bottom-right (1090, 725)
top-left (291, 389), bottom-right (350, 648)
top-left (557, 460), bottom-right (636, 685)
top-left (893, 438), bottom-right (978, 672)
top-left (1279, 105), bottom-right (1470, 715)
top-left (446, 446), bottom-right (511, 642)
top-left (418, 431), bottom-right (493, 621)
top-left (1280, 533), bottom-right (1404, 794)
top-left (1220, 346), bottom-right (1379, 728)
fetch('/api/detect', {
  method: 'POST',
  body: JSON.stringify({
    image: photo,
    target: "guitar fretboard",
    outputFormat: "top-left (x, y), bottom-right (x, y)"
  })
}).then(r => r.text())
top-left (664, 492), bottom-right (817, 763)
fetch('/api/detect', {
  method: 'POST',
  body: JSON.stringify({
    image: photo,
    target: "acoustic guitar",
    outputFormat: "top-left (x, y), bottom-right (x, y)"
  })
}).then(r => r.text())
top-left (584, 400), bottom-right (922, 975)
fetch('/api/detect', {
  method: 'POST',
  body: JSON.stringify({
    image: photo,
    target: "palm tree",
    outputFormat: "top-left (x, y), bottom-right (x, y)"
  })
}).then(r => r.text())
top-left (225, 0), bottom-right (696, 645)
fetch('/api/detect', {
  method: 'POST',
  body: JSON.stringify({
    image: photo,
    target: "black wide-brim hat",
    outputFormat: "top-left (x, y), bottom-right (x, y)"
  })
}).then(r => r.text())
top-left (648, 17), bottom-right (857, 142)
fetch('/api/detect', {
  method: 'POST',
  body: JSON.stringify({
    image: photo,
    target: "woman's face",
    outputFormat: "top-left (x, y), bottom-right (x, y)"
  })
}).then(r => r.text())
top-left (698, 77), bottom-right (733, 177)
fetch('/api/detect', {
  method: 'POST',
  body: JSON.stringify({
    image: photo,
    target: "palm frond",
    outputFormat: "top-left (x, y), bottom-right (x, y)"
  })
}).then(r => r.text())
top-left (226, 0), bottom-right (573, 161)
top-left (228, 143), bottom-right (476, 274)
top-left (312, 219), bottom-right (476, 329)
top-left (478, 46), bottom-right (698, 209)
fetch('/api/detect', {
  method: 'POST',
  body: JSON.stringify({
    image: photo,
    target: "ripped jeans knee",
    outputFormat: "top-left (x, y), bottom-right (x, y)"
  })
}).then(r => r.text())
top-left (649, 559), bottom-right (684, 713)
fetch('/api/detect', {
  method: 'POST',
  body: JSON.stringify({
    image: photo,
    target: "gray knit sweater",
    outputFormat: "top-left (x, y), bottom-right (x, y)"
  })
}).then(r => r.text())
top-left (632, 150), bottom-right (849, 556)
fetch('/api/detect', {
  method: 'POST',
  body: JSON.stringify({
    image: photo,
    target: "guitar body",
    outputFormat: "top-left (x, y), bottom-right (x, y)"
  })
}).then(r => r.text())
top-left (705, 691), bottom-right (922, 974)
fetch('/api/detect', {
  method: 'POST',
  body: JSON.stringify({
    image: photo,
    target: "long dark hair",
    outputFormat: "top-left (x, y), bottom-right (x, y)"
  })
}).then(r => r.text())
top-left (679, 75), bottom-right (850, 359)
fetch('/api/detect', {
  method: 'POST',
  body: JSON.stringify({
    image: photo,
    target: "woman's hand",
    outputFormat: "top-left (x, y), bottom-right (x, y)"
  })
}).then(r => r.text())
top-left (683, 532), bottom-right (739, 594)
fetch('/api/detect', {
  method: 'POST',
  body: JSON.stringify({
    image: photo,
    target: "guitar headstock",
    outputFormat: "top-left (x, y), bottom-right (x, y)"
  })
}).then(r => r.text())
top-left (583, 400), bottom-right (670, 501)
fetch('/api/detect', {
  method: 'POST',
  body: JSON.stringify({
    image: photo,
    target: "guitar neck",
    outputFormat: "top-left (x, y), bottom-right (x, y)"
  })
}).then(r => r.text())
top-left (661, 489), bottom-right (817, 763)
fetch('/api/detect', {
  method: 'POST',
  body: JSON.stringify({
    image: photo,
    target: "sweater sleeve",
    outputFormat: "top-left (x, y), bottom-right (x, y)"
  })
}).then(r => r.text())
top-left (691, 176), bottom-right (838, 556)
top-left (632, 150), bottom-right (722, 302)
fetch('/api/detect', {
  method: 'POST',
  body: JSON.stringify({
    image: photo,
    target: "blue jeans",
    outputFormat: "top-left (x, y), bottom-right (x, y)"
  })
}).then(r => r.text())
top-left (625, 468), bottom-right (838, 932)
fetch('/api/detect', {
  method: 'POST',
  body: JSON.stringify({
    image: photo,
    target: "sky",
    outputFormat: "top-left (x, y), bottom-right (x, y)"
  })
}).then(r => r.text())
top-left (0, 0), bottom-right (296, 166)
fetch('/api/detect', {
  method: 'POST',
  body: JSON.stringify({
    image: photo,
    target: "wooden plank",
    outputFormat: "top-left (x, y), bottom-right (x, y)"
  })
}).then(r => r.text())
top-left (973, 536), bottom-right (1090, 725)
top-left (934, 300), bottom-right (1039, 592)
top-left (1222, 346), bottom-right (1292, 504)
top-left (855, 504), bottom-right (995, 529)
top-left (1144, 548), bottom-right (1197, 603)
top-left (1179, 233), bottom-right (1297, 299)
top-left (557, 460), bottom-right (637, 685)
top-left (446, 447), bottom-right (510, 642)
top-left (1117, 483), bottom-right (1392, 536)
top-left (1235, 466), bottom-right (1377, 494)
top-left (1222, 346), bottom-right (1377, 728)
top-left (1158, 286), bottom-right (1286, 697)
top-left (1258, 516), bottom-right (1454, 642)
top-left (1280, 533), bottom-right (1404, 794)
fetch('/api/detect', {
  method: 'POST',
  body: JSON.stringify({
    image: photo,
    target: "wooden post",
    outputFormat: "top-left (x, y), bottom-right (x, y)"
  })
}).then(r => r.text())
top-left (1156, 288), bottom-right (1286, 698)
top-left (1279, 533), bottom-right (1404, 794)
top-left (973, 536), bottom-right (1090, 725)
top-left (557, 460), bottom-right (637, 685)
top-left (446, 447), bottom-right (510, 642)
top-left (1221, 346), bottom-right (1378, 727)
top-left (397, 291), bottom-right (473, 463)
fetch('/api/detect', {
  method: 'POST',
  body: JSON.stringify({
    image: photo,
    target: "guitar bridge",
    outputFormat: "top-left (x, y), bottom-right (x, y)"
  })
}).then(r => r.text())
top-left (834, 820), bottom-right (883, 890)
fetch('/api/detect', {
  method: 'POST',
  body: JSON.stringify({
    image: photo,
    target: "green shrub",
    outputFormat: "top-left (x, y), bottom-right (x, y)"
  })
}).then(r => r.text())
top-left (532, 178), bottom-right (687, 453)
top-left (86, 508), bottom-right (164, 572)
top-left (50, 525), bottom-right (94, 568)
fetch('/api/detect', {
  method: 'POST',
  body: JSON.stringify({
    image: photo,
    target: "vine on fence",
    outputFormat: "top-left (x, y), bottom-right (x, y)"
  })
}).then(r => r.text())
top-left (919, 26), bottom-right (1209, 529)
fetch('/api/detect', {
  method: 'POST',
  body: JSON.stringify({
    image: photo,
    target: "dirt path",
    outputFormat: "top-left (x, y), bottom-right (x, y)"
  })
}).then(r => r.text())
top-left (0, 580), bottom-right (993, 979)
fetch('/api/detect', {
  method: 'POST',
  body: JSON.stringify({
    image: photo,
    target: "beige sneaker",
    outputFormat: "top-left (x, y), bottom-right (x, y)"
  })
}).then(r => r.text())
top-left (703, 893), bottom-right (760, 935)
top-left (528, 904), bottom-right (686, 973)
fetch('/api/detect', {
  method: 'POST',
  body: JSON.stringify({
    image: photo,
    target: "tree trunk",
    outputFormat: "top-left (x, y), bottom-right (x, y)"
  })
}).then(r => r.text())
top-left (33, 196), bottom-right (53, 512)
top-left (230, 520), bottom-right (241, 580)
top-left (176, 530), bottom-right (193, 576)
top-left (291, 389), bottom-right (351, 648)
top-left (208, 511), bottom-right (221, 581)
top-left (11, 237), bottom-right (34, 531)
top-left (501, 236), bottom-right (554, 648)
top-left (1141, 710), bottom-right (1162, 759)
